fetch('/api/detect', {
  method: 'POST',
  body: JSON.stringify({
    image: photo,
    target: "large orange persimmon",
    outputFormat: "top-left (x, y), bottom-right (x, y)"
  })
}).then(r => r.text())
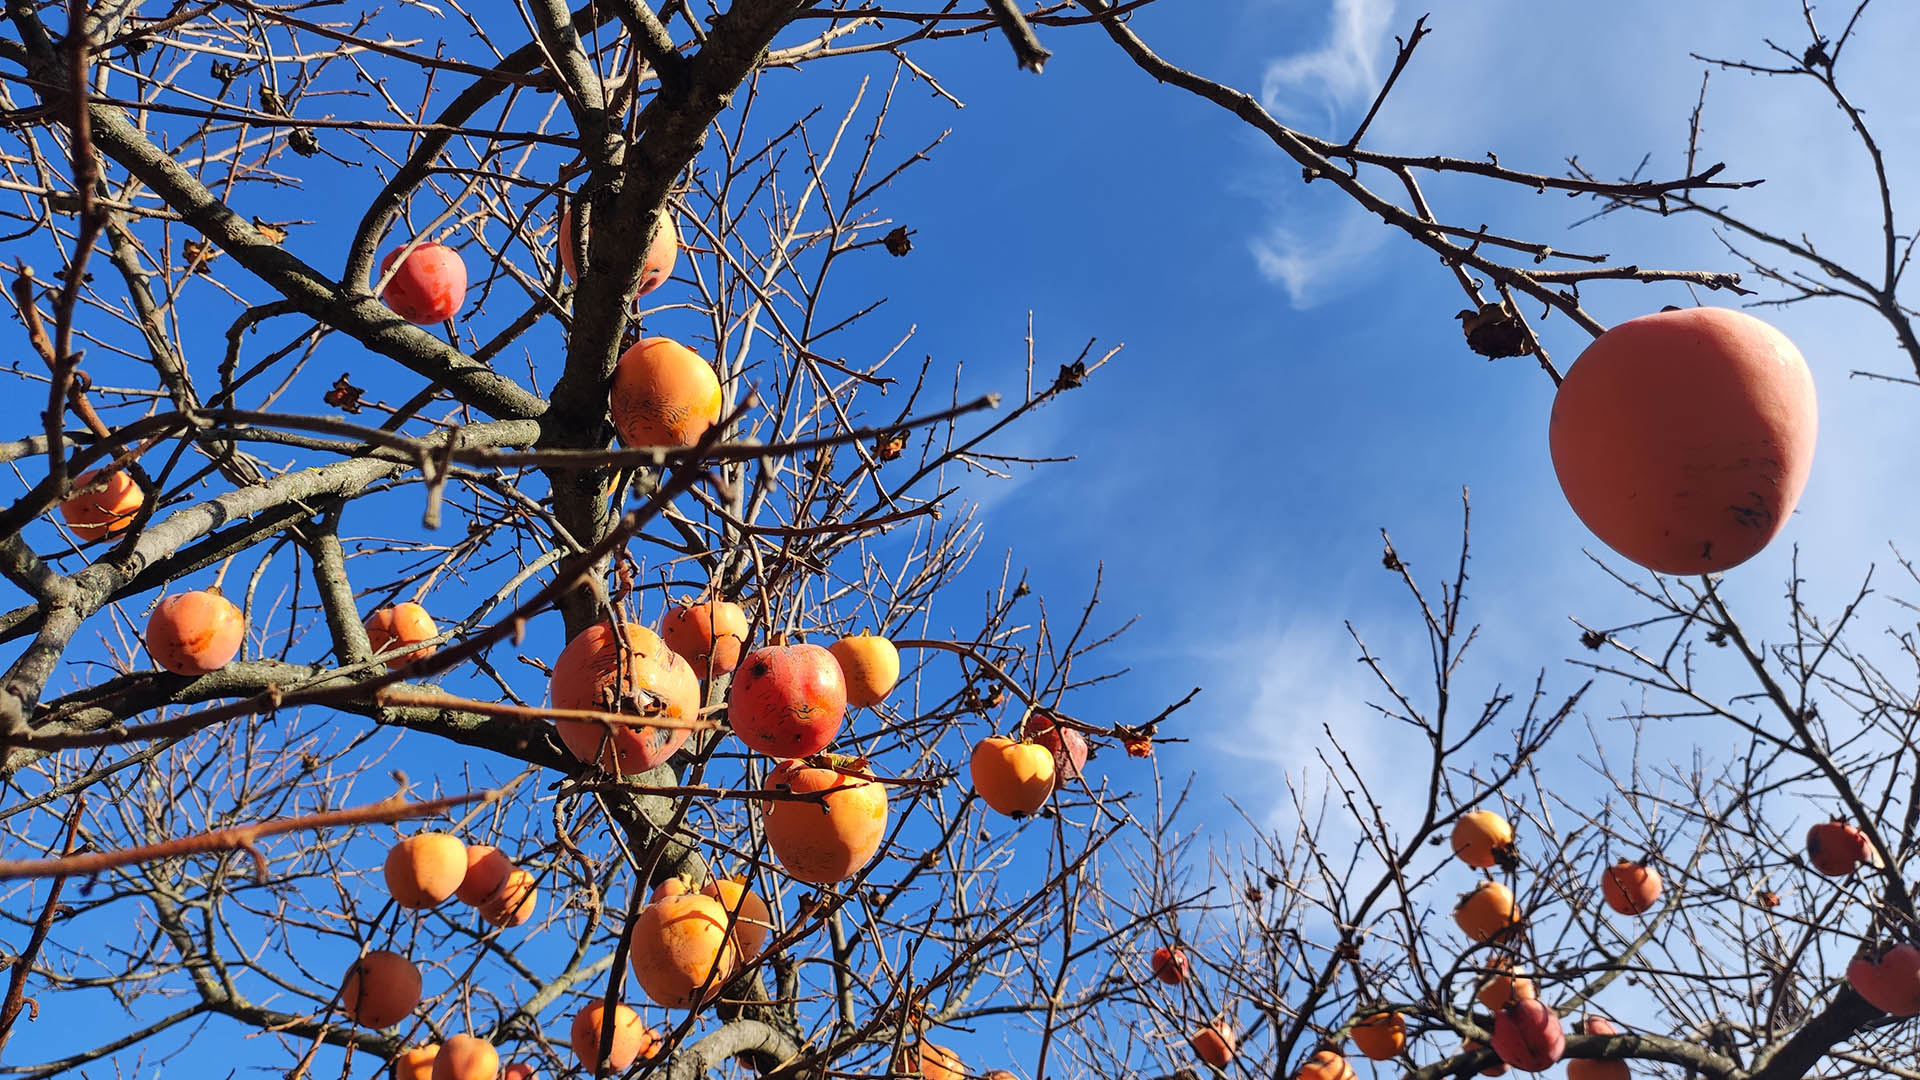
top-left (610, 337), bottom-right (723, 449)
top-left (569, 1001), bottom-right (658, 1072)
top-left (558, 202), bottom-right (678, 295)
top-left (146, 589), bottom-right (245, 676)
top-left (896, 1041), bottom-right (964, 1080)
top-left (629, 888), bottom-right (741, 1008)
top-left (760, 756), bottom-right (888, 883)
top-left (970, 736), bottom-right (1056, 817)
top-left (702, 877), bottom-right (773, 960)
top-left (1454, 880), bottom-right (1522, 943)
top-left (380, 243), bottom-right (467, 325)
top-left (1191, 1022), bottom-right (1235, 1069)
top-left (1452, 809), bottom-right (1515, 870)
top-left (456, 845), bottom-right (514, 907)
top-left (59, 468), bottom-right (143, 540)
top-left (1476, 958), bottom-right (1537, 1012)
top-left (364, 602), bottom-right (439, 669)
top-left (1566, 1016), bottom-right (1629, 1080)
top-left (340, 949), bottom-right (421, 1029)
top-left (550, 622), bottom-right (700, 775)
top-left (1599, 860), bottom-right (1662, 916)
top-left (1549, 306), bottom-right (1817, 575)
top-left (394, 1045), bottom-right (441, 1080)
top-left (431, 1034), bottom-right (498, 1080)
top-left (1350, 1013), bottom-right (1406, 1061)
top-left (479, 868), bottom-right (538, 928)
top-left (660, 598), bottom-right (749, 679)
top-left (384, 832), bottom-right (469, 909)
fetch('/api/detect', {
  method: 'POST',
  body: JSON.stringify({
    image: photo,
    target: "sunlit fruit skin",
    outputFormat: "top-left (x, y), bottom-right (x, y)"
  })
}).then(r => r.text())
top-left (380, 243), bottom-right (467, 324)
top-left (1021, 712), bottom-right (1088, 781)
top-left (502, 1065), bottom-right (538, 1080)
top-left (1452, 810), bottom-right (1515, 869)
top-left (1566, 1016), bottom-right (1629, 1080)
top-left (728, 643), bottom-right (848, 757)
top-left (828, 632), bottom-right (900, 708)
top-left (1490, 999), bottom-right (1565, 1073)
top-left (1351, 1013), bottom-right (1406, 1061)
top-left (394, 1044), bottom-right (441, 1080)
top-left (559, 203), bottom-right (679, 295)
top-left (1191, 1023), bottom-right (1236, 1069)
top-left (457, 845), bottom-right (514, 907)
top-left (660, 599), bottom-right (749, 678)
top-left (1807, 819), bottom-right (1872, 876)
top-left (1848, 943), bottom-right (1920, 1016)
top-left (384, 832), bottom-right (469, 909)
top-left (1454, 880), bottom-right (1522, 943)
top-left (480, 868), bottom-right (537, 928)
top-left (551, 622), bottom-right (700, 775)
top-left (896, 1041), bottom-right (963, 1080)
top-left (1150, 946), bottom-right (1189, 985)
top-left (610, 337), bottom-right (724, 449)
top-left (1464, 1040), bottom-right (1508, 1077)
top-left (570, 1001), bottom-right (655, 1072)
top-left (146, 590), bottom-right (245, 676)
top-left (1296, 1050), bottom-right (1356, 1080)
top-left (702, 877), bottom-right (773, 960)
top-left (364, 602), bottom-right (439, 670)
top-left (761, 757), bottom-right (887, 883)
top-left (1548, 307), bottom-right (1817, 575)
top-left (1600, 859), bottom-right (1663, 915)
top-left (431, 1033), bottom-right (499, 1080)
top-left (1477, 961), bottom-right (1537, 1012)
top-left (971, 736), bottom-right (1056, 817)
top-left (340, 949), bottom-right (422, 1029)
top-left (629, 890), bottom-right (741, 1008)
top-left (59, 468), bottom-right (143, 540)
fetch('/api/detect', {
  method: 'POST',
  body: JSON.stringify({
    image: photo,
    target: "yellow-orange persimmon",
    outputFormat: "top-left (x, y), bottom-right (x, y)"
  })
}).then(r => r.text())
top-left (394, 1045), bottom-right (441, 1080)
top-left (1452, 810), bottom-right (1515, 869)
top-left (1454, 880), bottom-right (1522, 943)
top-left (895, 1041), bottom-right (963, 1080)
top-left (828, 631), bottom-right (900, 708)
top-left (59, 468), bottom-right (143, 540)
top-left (569, 1001), bottom-right (658, 1072)
top-left (480, 868), bottom-right (537, 928)
top-left (384, 832), bottom-right (469, 910)
top-left (970, 736), bottom-right (1055, 817)
top-left (1297, 1050), bottom-right (1356, 1080)
top-left (761, 756), bottom-right (888, 883)
top-left (610, 337), bottom-right (723, 449)
top-left (146, 589), bottom-right (245, 676)
top-left (703, 877), bottom-right (773, 960)
top-left (340, 949), bottom-right (421, 1029)
top-left (456, 845), bottom-right (514, 907)
top-left (660, 598), bottom-right (749, 678)
top-left (1477, 960), bottom-right (1538, 1012)
top-left (629, 888), bottom-right (741, 1008)
top-left (431, 1034), bottom-right (498, 1080)
top-left (550, 621), bottom-right (700, 774)
top-left (1351, 1014), bottom-right (1406, 1061)
top-left (364, 602), bottom-right (439, 669)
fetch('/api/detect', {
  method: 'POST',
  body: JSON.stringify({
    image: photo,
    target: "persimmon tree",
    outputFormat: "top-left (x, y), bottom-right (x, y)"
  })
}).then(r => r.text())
top-left (0, 1), bottom-right (1854, 1080)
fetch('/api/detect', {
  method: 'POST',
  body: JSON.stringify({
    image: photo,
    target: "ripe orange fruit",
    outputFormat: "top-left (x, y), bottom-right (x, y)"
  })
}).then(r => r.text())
top-left (550, 621), bottom-right (700, 775)
top-left (1351, 1013), bottom-right (1406, 1061)
top-left (340, 949), bottom-right (421, 1029)
top-left (480, 868), bottom-right (537, 928)
top-left (761, 757), bottom-right (888, 883)
top-left (380, 243), bottom-right (467, 324)
top-left (569, 1000), bottom-right (657, 1072)
top-left (1476, 959), bottom-right (1537, 1012)
top-left (659, 598), bottom-right (749, 678)
top-left (456, 845), bottom-right (514, 907)
top-left (1599, 859), bottom-right (1663, 916)
top-left (384, 832), bottom-right (469, 909)
top-left (430, 1033), bottom-right (499, 1080)
top-left (59, 468), bottom-right (143, 540)
top-left (629, 889), bottom-right (741, 1008)
top-left (702, 877), bottom-right (773, 960)
top-left (728, 643), bottom-right (848, 757)
top-left (1150, 946), bottom-right (1188, 985)
top-left (1452, 810), bottom-right (1515, 869)
top-left (146, 589), bottom-right (245, 676)
top-left (1296, 1050), bottom-right (1355, 1080)
top-left (1191, 1021), bottom-right (1235, 1068)
top-left (1549, 306), bottom-right (1817, 574)
top-left (828, 632), bottom-right (900, 708)
top-left (501, 1065), bottom-right (538, 1080)
top-left (1454, 880), bottom-right (1522, 943)
top-left (895, 1041), bottom-right (963, 1080)
top-left (558, 202), bottom-right (678, 296)
top-left (1566, 1016), bottom-right (1628, 1080)
top-left (609, 337), bottom-right (723, 449)
top-left (394, 1044), bottom-right (440, 1080)
top-left (970, 736), bottom-right (1055, 817)
top-left (364, 602), bottom-right (439, 669)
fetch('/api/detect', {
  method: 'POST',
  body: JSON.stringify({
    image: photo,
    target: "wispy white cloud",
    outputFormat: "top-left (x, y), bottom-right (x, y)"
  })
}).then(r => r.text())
top-left (1247, 203), bottom-right (1387, 308)
top-left (1260, 0), bottom-right (1396, 127)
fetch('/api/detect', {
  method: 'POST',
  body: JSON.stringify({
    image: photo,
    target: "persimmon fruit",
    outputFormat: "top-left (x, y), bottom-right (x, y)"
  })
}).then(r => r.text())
top-left (1452, 810), bottom-right (1515, 869)
top-left (828, 631), bottom-right (899, 708)
top-left (610, 337), bottom-right (723, 449)
top-left (1296, 1050), bottom-right (1355, 1080)
top-left (340, 949), bottom-right (421, 1029)
top-left (431, 1033), bottom-right (499, 1080)
top-left (550, 621), bottom-right (700, 775)
top-left (660, 599), bottom-right (749, 678)
top-left (1490, 999), bottom-right (1564, 1073)
top-left (1848, 942), bottom-right (1920, 1016)
top-left (1600, 860), bottom-right (1662, 916)
top-left (364, 602), bottom-right (439, 669)
top-left (970, 736), bottom-right (1055, 817)
top-left (394, 1045), bottom-right (440, 1080)
top-left (1566, 1016), bottom-right (1628, 1080)
top-left (729, 642), bottom-right (848, 757)
top-left (629, 888), bottom-right (741, 1007)
top-left (380, 243), bottom-right (467, 324)
top-left (760, 756), bottom-right (888, 883)
top-left (1021, 711), bottom-right (1088, 781)
top-left (384, 832), bottom-right (468, 909)
top-left (59, 468), bottom-right (143, 540)
top-left (1454, 880), bottom-right (1522, 943)
top-left (1191, 1022), bottom-right (1235, 1068)
top-left (146, 589), bottom-right (245, 676)
top-left (569, 1001), bottom-right (656, 1072)
top-left (1150, 946), bottom-right (1189, 985)
top-left (1548, 306), bottom-right (1817, 575)
top-left (1807, 819), bottom-right (1872, 877)
top-left (558, 202), bottom-right (678, 295)
top-left (1351, 1013), bottom-right (1406, 1061)
top-left (702, 877), bottom-right (773, 960)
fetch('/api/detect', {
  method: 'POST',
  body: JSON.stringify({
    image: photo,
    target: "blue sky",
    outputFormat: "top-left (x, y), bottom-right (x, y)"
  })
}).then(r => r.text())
top-left (7, 0), bottom-right (1920, 1076)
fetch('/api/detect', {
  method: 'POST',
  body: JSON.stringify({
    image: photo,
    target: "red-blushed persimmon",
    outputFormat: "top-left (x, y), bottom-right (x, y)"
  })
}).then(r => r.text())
top-left (557, 202), bottom-right (678, 295)
top-left (379, 243), bottom-right (467, 324)
top-left (1807, 819), bottom-right (1872, 877)
top-left (1549, 306), bottom-right (1816, 575)
top-left (1566, 1017), bottom-right (1628, 1080)
top-left (1191, 1021), bottom-right (1235, 1069)
top-left (1021, 711), bottom-right (1088, 781)
top-left (1490, 999), bottom-right (1565, 1073)
top-left (364, 602), bottom-right (439, 670)
top-left (1848, 943), bottom-right (1920, 1016)
top-left (430, 1033), bottom-right (498, 1080)
top-left (550, 622), bottom-right (700, 775)
top-left (1600, 860), bottom-right (1663, 916)
top-left (729, 643), bottom-right (848, 757)
top-left (146, 589), bottom-right (244, 676)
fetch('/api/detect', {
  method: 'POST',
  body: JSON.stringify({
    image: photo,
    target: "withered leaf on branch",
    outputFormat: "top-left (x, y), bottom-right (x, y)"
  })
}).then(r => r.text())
top-left (883, 226), bottom-right (914, 256)
top-left (323, 373), bottom-right (366, 414)
top-left (1456, 301), bottom-right (1531, 359)
top-left (874, 432), bottom-right (908, 461)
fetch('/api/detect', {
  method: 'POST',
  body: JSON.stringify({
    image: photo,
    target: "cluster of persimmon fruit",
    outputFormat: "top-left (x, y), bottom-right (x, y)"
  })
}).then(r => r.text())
top-left (1805, 818), bottom-right (1920, 1016)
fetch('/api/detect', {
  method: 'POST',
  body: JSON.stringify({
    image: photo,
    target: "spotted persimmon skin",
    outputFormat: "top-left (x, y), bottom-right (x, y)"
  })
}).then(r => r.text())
top-left (146, 590), bottom-right (245, 676)
top-left (550, 622), bottom-right (700, 775)
top-left (660, 599), bottom-right (749, 678)
top-left (364, 602), bottom-right (439, 670)
top-left (610, 337), bottom-right (723, 449)
top-left (341, 949), bottom-right (422, 1029)
top-left (1549, 307), bottom-right (1817, 575)
top-left (728, 644), bottom-right (848, 757)
top-left (380, 243), bottom-right (467, 324)
top-left (760, 757), bottom-right (887, 883)
top-left (559, 203), bottom-right (678, 295)
top-left (59, 468), bottom-right (143, 540)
